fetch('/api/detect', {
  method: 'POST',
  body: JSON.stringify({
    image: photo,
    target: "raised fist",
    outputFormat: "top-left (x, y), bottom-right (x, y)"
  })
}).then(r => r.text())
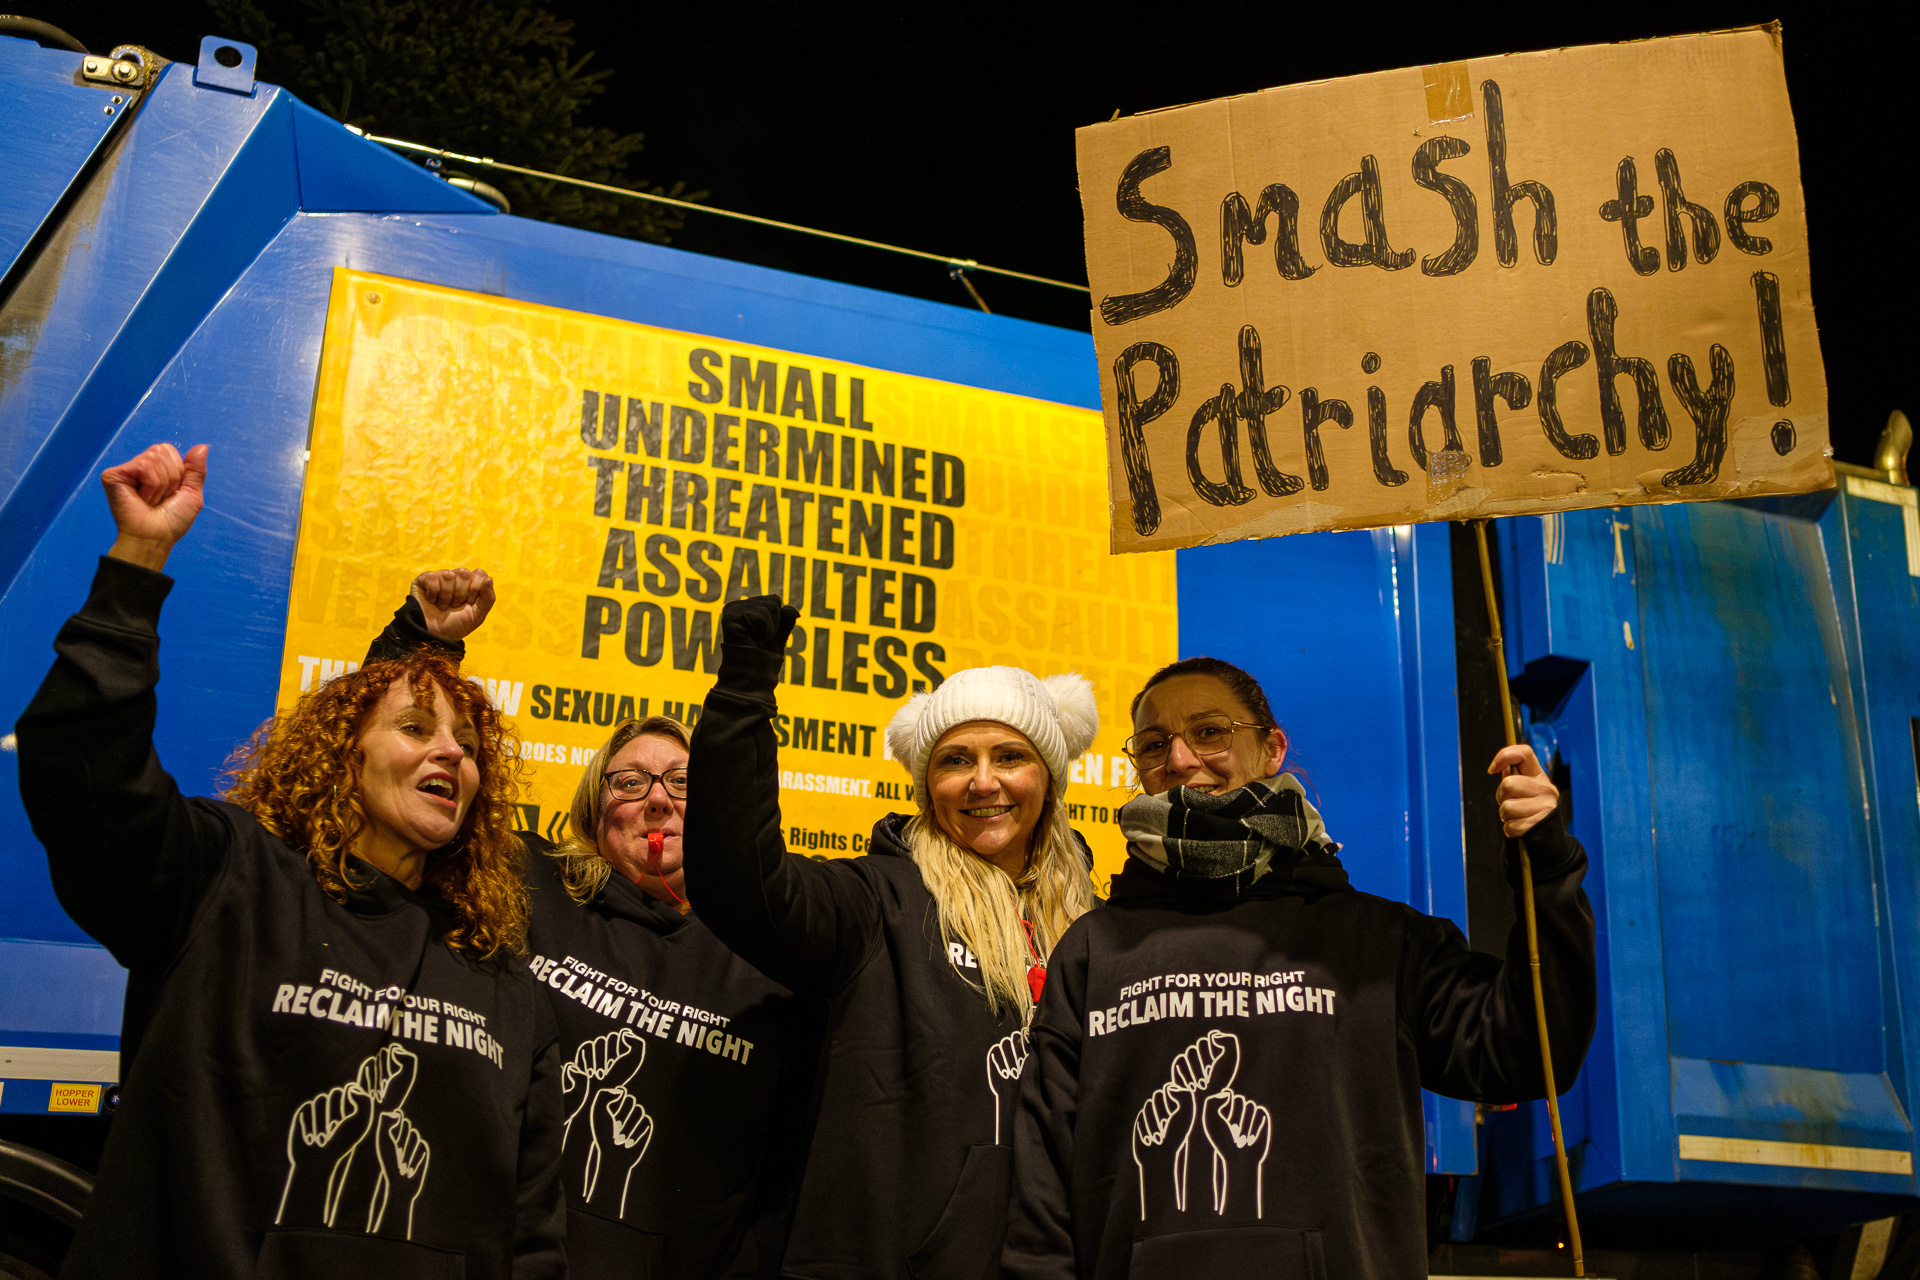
top-left (719, 595), bottom-right (798, 653)
top-left (985, 1030), bottom-right (1029, 1144)
top-left (563, 1029), bottom-right (644, 1142)
top-left (1201, 1089), bottom-right (1272, 1217)
top-left (368, 1111), bottom-right (431, 1238)
top-left (578, 1027), bottom-right (645, 1090)
top-left (276, 1081), bottom-right (376, 1228)
top-left (1130, 1081), bottom-right (1201, 1217)
top-left (411, 568), bottom-right (496, 642)
top-left (583, 1086), bottom-right (653, 1216)
top-left (1169, 1030), bottom-right (1240, 1098)
top-left (100, 442), bottom-right (208, 569)
top-left (356, 1044), bottom-right (419, 1111)
top-left (986, 1030), bottom-right (1028, 1089)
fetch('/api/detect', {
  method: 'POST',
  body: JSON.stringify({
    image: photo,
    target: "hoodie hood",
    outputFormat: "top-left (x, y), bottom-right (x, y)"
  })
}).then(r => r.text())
top-left (868, 811), bottom-right (916, 859)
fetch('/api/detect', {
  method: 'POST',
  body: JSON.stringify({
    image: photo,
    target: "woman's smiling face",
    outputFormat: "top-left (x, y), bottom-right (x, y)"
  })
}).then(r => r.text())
top-left (925, 721), bottom-right (1050, 879)
top-left (1131, 673), bottom-right (1286, 797)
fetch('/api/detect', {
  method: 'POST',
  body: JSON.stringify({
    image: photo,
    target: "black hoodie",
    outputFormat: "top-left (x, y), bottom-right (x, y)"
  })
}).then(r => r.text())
top-left (684, 639), bottom-right (1030, 1280)
top-left (1002, 814), bottom-right (1595, 1280)
top-left (367, 599), bottom-right (818, 1280)
top-left (519, 840), bottom-right (816, 1280)
top-left (15, 558), bottom-right (566, 1280)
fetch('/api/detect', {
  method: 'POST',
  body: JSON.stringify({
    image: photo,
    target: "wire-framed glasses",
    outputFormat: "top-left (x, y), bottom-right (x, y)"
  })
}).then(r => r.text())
top-left (1122, 714), bottom-right (1265, 769)
top-left (602, 768), bottom-right (689, 800)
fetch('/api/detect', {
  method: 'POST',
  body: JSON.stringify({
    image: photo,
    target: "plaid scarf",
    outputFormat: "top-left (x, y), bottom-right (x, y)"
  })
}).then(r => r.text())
top-left (1119, 774), bottom-right (1340, 892)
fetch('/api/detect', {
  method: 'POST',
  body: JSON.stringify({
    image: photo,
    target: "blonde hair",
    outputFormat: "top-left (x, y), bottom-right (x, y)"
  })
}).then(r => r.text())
top-left (907, 793), bottom-right (1095, 1022)
top-left (547, 716), bottom-right (692, 904)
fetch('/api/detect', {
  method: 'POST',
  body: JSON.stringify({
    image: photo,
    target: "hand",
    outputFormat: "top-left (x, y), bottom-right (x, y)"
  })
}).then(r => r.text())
top-left (986, 1030), bottom-right (1028, 1089)
top-left (563, 1029), bottom-right (641, 1143)
top-left (579, 1027), bottom-right (646, 1091)
top-left (1169, 1030), bottom-right (1240, 1097)
top-left (583, 1086), bottom-right (653, 1215)
top-left (1489, 744), bottom-right (1558, 837)
top-left (1130, 1081), bottom-right (1198, 1216)
top-left (333, 1046), bottom-right (420, 1218)
top-left (101, 443), bottom-right (208, 569)
top-left (411, 568), bottom-right (495, 641)
top-left (1201, 1089), bottom-right (1272, 1217)
top-left (720, 595), bottom-right (799, 653)
top-left (356, 1044), bottom-right (419, 1111)
top-left (985, 1030), bottom-right (1029, 1144)
top-left (367, 1111), bottom-right (431, 1238)
top-left (276, 1081), bottom-right (377, 1228)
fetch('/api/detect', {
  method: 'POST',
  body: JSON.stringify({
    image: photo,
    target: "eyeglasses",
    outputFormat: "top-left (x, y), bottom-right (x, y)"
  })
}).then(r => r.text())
top-left (1122, 714), bottom-right (1266, 770)
top-left (602, 768), bottom-right (689, 800)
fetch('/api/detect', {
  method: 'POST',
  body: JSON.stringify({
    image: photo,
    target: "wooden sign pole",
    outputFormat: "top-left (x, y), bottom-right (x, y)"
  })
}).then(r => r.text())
top-left (1473, 517), bottom-right (1586, 1277)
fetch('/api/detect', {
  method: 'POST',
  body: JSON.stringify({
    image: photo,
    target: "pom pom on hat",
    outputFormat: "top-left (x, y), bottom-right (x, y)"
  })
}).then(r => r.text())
top-left (1042, 673), bottom-right (1099, 761)
top-left (885, 666), bottom-right (1101, 808)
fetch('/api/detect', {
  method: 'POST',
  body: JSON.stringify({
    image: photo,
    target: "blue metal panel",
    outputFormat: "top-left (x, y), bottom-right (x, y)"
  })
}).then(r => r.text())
top-left (0, 939), bottom-right (126, 1050)
top-left (1636, 501), bottom-right (1881, 1074)
top-left (1483, 493), bottom-right (1920, 1228)
top-left (1821, 475), bottom-right (1920, 1173)
top-left (0, 64), bottom-right (295, 602)
top-left (1671, 1058), bottom-right (1909, 1155)
top-left (1177, 523), bottom-right (1477, 1173)
top-left (0, 37), bottom-right (122, 282)
top-left (289, 98), bottom-right (493, 215)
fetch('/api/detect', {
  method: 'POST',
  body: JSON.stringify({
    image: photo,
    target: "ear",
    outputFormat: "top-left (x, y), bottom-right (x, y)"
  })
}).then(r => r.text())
top-left (886, 690), bottom-right (934, 767)
top-left (1262, 725), bottom-right (1288, 777)
top-left (1042, 672), bottom-right (1100, 760)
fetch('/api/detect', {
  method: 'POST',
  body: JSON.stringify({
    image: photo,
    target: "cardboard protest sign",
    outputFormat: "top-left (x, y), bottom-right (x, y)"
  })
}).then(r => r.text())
top-left (1077, 26), bottom-right (1830, 552)
top-left (278, 269), bottom-right (1178, 888)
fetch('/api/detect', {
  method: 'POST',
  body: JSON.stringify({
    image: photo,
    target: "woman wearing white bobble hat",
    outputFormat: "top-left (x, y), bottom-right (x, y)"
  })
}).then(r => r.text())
top-left (683, 595), bottom-right (1099, 1279)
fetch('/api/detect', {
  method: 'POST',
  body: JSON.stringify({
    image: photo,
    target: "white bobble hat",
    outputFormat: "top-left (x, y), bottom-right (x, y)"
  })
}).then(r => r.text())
top-left (885, 666), bottom-right (1100, 807)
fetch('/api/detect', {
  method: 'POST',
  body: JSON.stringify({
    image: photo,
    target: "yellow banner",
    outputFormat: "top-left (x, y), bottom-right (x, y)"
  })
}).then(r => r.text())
top-left (279, 270), bottom-right (1178, 888)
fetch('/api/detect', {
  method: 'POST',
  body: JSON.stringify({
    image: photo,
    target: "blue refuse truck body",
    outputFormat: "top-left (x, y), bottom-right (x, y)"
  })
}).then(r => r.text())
top-left (2, 29), bottom-right (1915, 1263)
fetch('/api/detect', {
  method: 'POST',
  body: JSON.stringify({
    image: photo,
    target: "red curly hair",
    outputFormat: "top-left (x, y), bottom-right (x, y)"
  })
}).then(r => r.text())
top-left (223, 651), bottom-right (528, 958)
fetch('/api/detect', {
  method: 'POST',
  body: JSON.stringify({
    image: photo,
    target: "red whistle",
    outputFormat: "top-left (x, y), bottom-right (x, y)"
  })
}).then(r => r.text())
top-left (1027, 964), bottom-right (1047, 1003)
top-left (647, 831), bottom-right (665, 858)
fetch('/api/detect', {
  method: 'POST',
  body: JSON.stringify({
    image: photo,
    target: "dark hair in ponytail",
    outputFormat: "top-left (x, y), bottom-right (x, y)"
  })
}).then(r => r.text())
top-left (1129, 656), bottom-right (1280, 732)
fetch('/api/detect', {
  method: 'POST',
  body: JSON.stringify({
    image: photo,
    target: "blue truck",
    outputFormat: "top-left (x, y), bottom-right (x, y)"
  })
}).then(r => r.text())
top-left (1, 23), bottom-right (1916, 1280)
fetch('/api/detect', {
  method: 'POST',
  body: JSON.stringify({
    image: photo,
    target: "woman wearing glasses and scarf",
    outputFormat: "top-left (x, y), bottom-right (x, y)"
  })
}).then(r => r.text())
top-left (365, 576), bottom-right (814, 1280)
top-left (1003, 656), bottom-right (1597, 1280)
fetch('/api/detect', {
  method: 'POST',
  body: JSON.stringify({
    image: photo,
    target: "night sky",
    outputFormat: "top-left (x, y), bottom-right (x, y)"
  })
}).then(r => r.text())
top-left (36, 2), bottom-right (1916, 467)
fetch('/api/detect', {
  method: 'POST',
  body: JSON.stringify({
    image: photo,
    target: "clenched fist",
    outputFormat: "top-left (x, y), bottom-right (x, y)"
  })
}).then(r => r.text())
top-left (720, 595), bottom-right (798, 653)
top-left (101, 442), bottom-right (208, 570)
top-left (411, 568), bottom-right (496, 642)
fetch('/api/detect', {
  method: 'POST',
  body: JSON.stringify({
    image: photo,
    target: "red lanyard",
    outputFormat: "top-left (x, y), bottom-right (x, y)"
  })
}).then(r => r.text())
top-left (1021, 919), bottom-right (1046, 1003)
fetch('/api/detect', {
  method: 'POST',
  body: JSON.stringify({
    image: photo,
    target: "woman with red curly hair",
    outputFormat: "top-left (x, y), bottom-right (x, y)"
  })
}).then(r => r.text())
top-left (14, 444), bottom-right (566, 1279)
